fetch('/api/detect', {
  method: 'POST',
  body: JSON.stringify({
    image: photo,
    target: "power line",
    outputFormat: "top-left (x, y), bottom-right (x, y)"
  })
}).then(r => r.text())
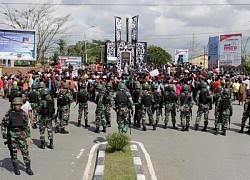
top-left (1, 2), bottom-right (250, 6)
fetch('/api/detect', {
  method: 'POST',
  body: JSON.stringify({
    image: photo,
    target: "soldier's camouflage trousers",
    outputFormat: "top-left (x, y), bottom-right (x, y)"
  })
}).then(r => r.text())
top-left (57, 108), bottom-right (70, 129)
top-left (165, 103), bottom-right (176, 125)
top-left (31, 103), bottom-right (39, 124)
top-left (10, 131), bottom-right (31, 164)
top-left (78, 103), bottom-right (88, 122)
top-left (39, 116), bottom-right (53, 141)
top-left (195, 104), bottom-right (209, 125)
top-left (241, 111), bottom-right (250, 128)
top-left (152, 104), bottom-right (161, 124)
top-left (180, 110), bottom-right (191, 126)
top-left (134, 104), bottom-right (141, 125)
top-left (117, 107), bottom-right (129, 133)
top-left (104, 104), bottom-right (111, 124)
top-left (216, 110), bottom-right (230, 129)
top-left (141, 106), bottom-right (154, 127)
top-left (95, 107), bottom-right (105, 128)
top-left (214, 106), bottom-right (219, 126)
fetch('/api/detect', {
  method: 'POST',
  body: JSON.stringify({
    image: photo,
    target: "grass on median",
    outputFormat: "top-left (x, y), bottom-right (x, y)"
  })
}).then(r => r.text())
top-left (104, 144), bottom-right (136, 180)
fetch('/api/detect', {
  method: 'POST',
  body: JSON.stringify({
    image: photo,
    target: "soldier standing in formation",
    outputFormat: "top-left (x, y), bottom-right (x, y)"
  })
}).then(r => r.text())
top-left (179, 84), bottom-right (193, 131)
top-left (152, 84), bottom-right (162, 126)
top-left (1, 97), bottom-right (34, 175)
top-left (38, 88), bottom-right (55, 149)
top-left (139, 83), bottom-right (155, 131)
top-left (113, 82), bottom-right (133, 133)
top-left (213, 86), bottom-right (223, 131)
top-left (195, 82), bottom-right (212, 131)
top-left (28, 83), bottom-right (39, 129)
top-left (94, 84), bottom-right (106, 133)
top-left (9, 85), bottom-right (21, 108)
top-left (239, 90), bottom-right (250, 133)
top-left (77, 83), bottom-right (90, 127)
top-left (164, 85), bottom-right (178, 129)
top-left (56, 83), bottom-right (72, 134)
top-left (103, 82), bottom-right (114, 127)
top-left (215, 88), bottom-right (233, 136)
top-left (133, 83), bottom-right (142, 127)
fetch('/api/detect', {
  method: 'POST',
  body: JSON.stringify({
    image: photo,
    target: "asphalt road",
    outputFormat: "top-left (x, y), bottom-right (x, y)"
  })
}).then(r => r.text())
top-left (0, 97), bottom-right (250, 180)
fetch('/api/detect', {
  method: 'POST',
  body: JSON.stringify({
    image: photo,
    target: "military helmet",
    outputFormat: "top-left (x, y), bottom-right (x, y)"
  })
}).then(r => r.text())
top-left (142, 83), bottom-right (149, 90)
top-left (169, 85), bottom-right (174, 91)
top-left (41, 88), bottom-right (50, 95)
top-left (135, 83), bottom-right (141, 89)
top-left (200, 81), bottom-right (207, 88)
top-left (247, 89), bottom-right (250, 96)
top-left (152, 84), bottom-right (158, 89)
top-left (32, 83), bottom-right (38, 89)
top-left (11, 85), bottom-right (18, 91)
top-left (106, 82), bottom-right (112, 88)
top-left (118, 83), bottom-right (126, 90)
top-left (63, 82), bottom-right (69, 89)
top-left (223, 88), bottom-right (229, 95)
top-left (12, 97), bottom-right (23, 105)
top-left (96, 84), bottom-right (103, 90)
top-left (216, 86), bottom-right (222, 92)
top-left (39, 82), bottom-right (46, 88)
top-left (182, 85), bottom-right (188, 91)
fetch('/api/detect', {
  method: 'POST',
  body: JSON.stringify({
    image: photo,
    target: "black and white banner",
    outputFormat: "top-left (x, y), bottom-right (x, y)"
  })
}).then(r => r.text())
top-left (131, 15), bottom-right (139, 43)
top-left (115, 16), bottom-right (122, 42)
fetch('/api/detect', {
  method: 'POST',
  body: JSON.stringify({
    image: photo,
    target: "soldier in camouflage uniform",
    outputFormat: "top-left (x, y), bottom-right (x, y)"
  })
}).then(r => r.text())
top-left (152, 84), bottom-right (162, 126)
top-left (38, 88), bottom-right (55, 149)
top-left (56, 83), bottom-right (73, 134)
top-left (138, 83), bottom-right (155, 131)
top-left (215, 88), bottom-right (233, 136)
top-left (164, 84), bottom-right (178, 129)
top-left (103, 82), bottom-right (114, 127)
top-left (28, 83), bottom-right (39, 129)
top-left (195, 82), bottom-right (212, 131)
top-left (77, 83), bottom-right (90, 127)
top-left (239, 90), bottom-right (250, 133)
top-left (94, 84), bottom-right (106, 133)
top-left (113, 83), bottom-right (133, 133)
top-left (1, 97), bottom-right (34, 175)
top-left (133, 83), bottom-right (142, 127)
top-left (179, 84), bottom-right (194, 131)
top-left (213, 86), bottom-right (223, 131)
top-left (9, 85), bottom-right (22, 108)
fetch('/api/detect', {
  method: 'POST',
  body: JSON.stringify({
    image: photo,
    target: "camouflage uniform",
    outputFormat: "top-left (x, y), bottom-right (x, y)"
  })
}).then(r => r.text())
top-left (94, 84), bottom-right (106, 133)
top-left (152, 84), bottom-right (162, 126)
top-left (113, 83), bottom-right (133, 133)
top-left (103, 83), bottom-right (114, 127)
top-left (195, 82), bottom-right (212, 131)
top-left (56, 83), bottom-right (72, 134)
top-left (215, 89), bottom-right (233, 136)
top-left (164, 85), bottom-right (178, 129)
top-left (38, 88), bottom-right (55, 149)
top-left (213, 86), bottom-right (222, 130)
top-left (239, 90), bottom-right (250, 133)
top-left (1, 97), bottom-right (33, 175)
top-left (77, 84), bottom-right (90, 127)
top-left (9, 85), bottom-right (21, 108)
top-left (138, 83), bottom-right (155, 131)
top-left (133, 83), bottom-right (142, 127)
top-left (179, 85), bottom-right (194, 131)
top-left (28, 83), bottom-right (39, 129)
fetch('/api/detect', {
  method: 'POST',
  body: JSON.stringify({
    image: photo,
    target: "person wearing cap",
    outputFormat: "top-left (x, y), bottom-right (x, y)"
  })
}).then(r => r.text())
top-left (1, 97), bottom-right (34, 175)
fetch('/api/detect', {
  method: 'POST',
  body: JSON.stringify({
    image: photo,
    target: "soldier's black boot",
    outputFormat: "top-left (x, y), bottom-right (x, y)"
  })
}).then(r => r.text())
top-left (55, 127), bottom-right (60, 133)
top-left (95, 127), bottom-right (100, 133)
top-left (239, 127), bottom-right (244, 133)
top-left (39, 141), bottom-right (45, 149)
top-left (48, 139), bottom-right (54, 149)
top-left (212, 125), bottom-right (216, 131)
top-left (221, 129), bottom-right (226, 136)
top-left (77, 120), bottom-right (81, 127)
top-left (164, 124), bottom-right (167, 129)
top-left (202, 125), bottom-right (207, 132)
top-left (173, 123), bottom-right (178, 130)
top-left (60, 128), bottom-right (69, 134)
top-left (214, 128), bottom-right (219, 135)
top-left (32, 123), bottom-right (37, 129)
top-left (25, 163), bottom-right (34, 176)
top-left (153, 124), bottom-right (156, 131)
top-left (84, 120), bottom-right (90, 127)
top-left (13, 162), bottom-right (20, 175)
top-left (142, 126), bottom-right (147, 131)
top-left (185, 125), bottom-right (189, 131)
top-left (195, 124), bottom-right (199, 131)
top-left (102, 126), bottom-right (106, 133)
top-left (181, 126), bottom-right (185, 132)
top-left (106, 121), bottom-right (111, 127)
top-left (246, 128), bottom-right (250, 134)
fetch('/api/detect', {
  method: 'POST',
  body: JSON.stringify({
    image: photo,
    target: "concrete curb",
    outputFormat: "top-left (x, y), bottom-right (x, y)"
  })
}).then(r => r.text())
top-left (93, 144), bottom-right (106, 180)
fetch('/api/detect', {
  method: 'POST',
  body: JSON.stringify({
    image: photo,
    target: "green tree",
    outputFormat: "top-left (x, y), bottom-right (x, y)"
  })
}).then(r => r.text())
top-left (57, 39), bottom-right (67, 55)
top-left (242, 56), bottom-right (250, 72)
top-left (52, 51), bottom-right (59, 65)
top-left (147, 45), bottom-right (172, 65)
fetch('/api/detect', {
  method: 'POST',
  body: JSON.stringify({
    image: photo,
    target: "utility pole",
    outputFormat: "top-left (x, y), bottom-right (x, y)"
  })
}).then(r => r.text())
top-left (126, 18), bottom-right (129, 42)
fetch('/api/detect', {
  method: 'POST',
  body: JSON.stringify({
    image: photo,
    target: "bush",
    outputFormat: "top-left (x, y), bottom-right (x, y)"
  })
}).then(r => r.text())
top-left (106, 132), bottom-right (130, 151)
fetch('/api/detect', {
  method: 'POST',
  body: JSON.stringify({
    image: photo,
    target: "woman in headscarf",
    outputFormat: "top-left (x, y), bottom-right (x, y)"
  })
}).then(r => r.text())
top-left (238, 79), bottom-right (247, 105)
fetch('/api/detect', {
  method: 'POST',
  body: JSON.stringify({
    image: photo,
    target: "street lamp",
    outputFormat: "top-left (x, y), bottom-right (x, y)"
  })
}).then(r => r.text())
top-left (84, 26), bottom-right (95, 64)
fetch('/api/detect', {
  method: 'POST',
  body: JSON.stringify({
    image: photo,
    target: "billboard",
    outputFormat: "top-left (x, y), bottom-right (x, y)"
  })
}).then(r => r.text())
top-left (59, 56), bottom-right (82, 69)
top-left (220, 33), bottom-right (242, 68)
top-left (208, 36), bottom-right (219, 68)
top-left (174, 49), bottom-right (189, 64)
top-left (0, 29), bottom-right (36, 60)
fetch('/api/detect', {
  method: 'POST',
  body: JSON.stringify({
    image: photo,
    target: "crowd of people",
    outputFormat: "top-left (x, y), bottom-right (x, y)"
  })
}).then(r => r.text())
top-left (1, 63), bottom-right (250, 176)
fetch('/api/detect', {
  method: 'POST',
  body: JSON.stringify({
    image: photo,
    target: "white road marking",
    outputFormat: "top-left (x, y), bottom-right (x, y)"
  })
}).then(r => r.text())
top-left (131, 141), bottom-right (157, 180)
top-left (77, 148), bottom-right (85, 159)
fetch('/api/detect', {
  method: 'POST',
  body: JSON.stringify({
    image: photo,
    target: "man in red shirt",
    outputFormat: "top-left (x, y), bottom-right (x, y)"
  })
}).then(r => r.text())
top-left (212, 77), bottom-right (221, 93)
top-left (0, 77), bottom-right (4, 97)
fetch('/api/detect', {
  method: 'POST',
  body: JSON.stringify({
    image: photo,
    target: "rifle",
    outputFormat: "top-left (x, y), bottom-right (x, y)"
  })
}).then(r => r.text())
top-left (4, 124), bottom-right (14, 159)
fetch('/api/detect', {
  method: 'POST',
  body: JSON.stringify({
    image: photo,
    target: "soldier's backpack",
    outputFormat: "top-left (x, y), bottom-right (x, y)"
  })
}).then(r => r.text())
top-left (116, 90), bottom-right (128, 105)
top-left (221, 96), bottom-right (230, 110)
top-left (180, 93), bottom-right (191, 106)
top-left (153, 92), bottom-right (160, 104)
top-left (9, 92), bottom-right (19, 103)
top-left (41, 100), bottom-right (55, 115)
top-left (199, 90), bottom-right (209, 104)
top-left (10, 111), bottom-right (24, 128)
top-left (166, 92), bottom-right (177, 103)
top-left (133, 91), bottom-right (140, 103)
top-left (28, 91), bottom-right (38, 103)
top-left (142, 94), bottom-right (152, 107)
top-left (57, 93), bottom-right (70, 106)
top-left (103, 91), bottom-right (110, 104)
top-left (77, 91), bottom-right (88, 103)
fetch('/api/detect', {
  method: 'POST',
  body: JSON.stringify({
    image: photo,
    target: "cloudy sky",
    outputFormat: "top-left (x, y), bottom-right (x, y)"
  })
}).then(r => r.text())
top-left (1, 0), bottom-right (250, 56)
